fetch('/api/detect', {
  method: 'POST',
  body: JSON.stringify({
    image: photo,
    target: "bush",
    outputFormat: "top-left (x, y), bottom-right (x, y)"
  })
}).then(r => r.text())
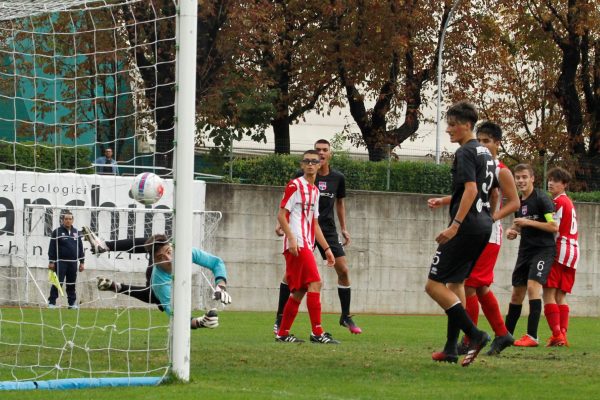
top-left (226, 153), bottom-right (452, 194)
top-left (569, 191), bottom-right (600, 203)
top-left (0, 142), bottom-right (93, 173)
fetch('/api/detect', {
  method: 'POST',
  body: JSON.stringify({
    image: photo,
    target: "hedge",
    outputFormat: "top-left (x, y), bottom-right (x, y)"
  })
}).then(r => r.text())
top-left (227, 153), bottom-right (452, 195)
top-left (0, 142), bottom-right (93, 173)
top-left (225, 153), bottom-right (600, 202)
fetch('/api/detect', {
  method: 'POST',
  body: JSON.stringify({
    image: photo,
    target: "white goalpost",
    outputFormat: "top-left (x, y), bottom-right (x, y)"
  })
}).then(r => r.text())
top-left (0, 0), bottom-right (198, 389)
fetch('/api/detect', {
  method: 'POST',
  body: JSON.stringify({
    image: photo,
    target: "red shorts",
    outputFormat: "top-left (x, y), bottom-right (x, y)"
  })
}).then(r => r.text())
top-left (465, 242), bottom-right (501, 288)
top-left (544, 261), bottom-right (576, 293)
top-left (284, 246), bottom-right (321, 292)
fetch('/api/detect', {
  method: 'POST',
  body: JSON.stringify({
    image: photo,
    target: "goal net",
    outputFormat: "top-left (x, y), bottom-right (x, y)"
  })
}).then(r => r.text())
top-left (0, 0), bottom-right (199, 390)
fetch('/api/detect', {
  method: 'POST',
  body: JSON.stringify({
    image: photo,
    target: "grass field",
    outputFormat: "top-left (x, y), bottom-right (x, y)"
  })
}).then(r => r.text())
top-left (2, 310), bottom-right (600, 399)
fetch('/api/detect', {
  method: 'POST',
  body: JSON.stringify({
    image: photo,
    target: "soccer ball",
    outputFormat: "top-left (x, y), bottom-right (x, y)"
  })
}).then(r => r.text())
top-left (130, 172), bottom-right (164, 205)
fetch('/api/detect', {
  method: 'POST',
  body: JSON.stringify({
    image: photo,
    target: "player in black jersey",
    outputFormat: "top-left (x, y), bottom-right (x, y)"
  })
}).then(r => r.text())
top-left (505, 163), bottom-right (558, 347)
top-left (426, 101), bottom-right (493, 366)
top-left (275, 139), bottom-right (361, 334)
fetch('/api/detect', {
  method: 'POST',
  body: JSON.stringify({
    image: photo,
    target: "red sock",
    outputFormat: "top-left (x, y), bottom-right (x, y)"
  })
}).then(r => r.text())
top-left (478, 290), bottom-right (508, 337)
top-left (306, 292), bottom-right (324, 336)
top-left (558, 304), bottom-right (570, 334)
top-left (544, 303), bottom-right (561, 336)
top-left (277, 296), bottom-right (301, 337)
top-left (465, 294), bottom-right (479, 326)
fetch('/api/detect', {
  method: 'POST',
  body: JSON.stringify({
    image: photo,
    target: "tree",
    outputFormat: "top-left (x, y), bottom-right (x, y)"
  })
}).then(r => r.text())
top-left (326, 0), bottom-right (461, 161)
top-left (450, 1), bottom-right (600, 189)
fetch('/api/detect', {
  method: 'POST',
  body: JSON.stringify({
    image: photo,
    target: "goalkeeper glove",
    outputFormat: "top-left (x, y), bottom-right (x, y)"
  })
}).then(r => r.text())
top-left (192, 309), bottom-right (219, 329)
top-left (213, 284), bottom-right (232, 305)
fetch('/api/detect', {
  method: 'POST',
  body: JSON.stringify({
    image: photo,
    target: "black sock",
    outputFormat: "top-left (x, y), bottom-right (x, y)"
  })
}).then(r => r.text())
top-left (505, 303), bottom-right (522, 335)
top-left (276, 282), bottom-right (290, 318)
top-left (444, 306), bottom-right (461, 355)
top-left (338, 286), bottom-right (351, 316)
top-left (527, 299), bottom-right (542, 340)
top-left (446, 303), bottom-right (482, 341)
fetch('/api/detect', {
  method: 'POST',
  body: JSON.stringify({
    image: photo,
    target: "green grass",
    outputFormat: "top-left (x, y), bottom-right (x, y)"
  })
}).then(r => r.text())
top-left (2, 310), bottom-right (600, 399)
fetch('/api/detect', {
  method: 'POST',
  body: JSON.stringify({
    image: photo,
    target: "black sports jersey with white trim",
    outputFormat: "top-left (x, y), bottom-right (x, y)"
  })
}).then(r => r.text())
top-left (295, 169), bottom-right (346, 231)
top-left (449, 139), bottom-right (494, 234)
top-left (516, 188), bottom-right (555, 251)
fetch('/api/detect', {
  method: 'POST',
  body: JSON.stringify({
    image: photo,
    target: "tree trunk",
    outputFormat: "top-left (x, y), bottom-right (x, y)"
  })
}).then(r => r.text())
top-left (272, 115), bottom-right (291, 154)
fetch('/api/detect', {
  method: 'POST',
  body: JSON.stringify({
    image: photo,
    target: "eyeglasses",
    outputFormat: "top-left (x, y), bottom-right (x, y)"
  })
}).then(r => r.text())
top-left (302, 159), bottom-right (320, 165)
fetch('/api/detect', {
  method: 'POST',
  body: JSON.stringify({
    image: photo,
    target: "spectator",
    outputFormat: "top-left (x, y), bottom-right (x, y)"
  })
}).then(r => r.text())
top-left (95, 148), bottom-right (119, 174)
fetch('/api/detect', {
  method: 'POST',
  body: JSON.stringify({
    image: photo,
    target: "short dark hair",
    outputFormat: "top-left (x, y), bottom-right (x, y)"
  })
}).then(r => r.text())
top-left (314, 139), bottom-right (330, 148)
top-left (303, 149), bottom-right (319, 157)
top-left (547, 167), bottom-right (571, 185)
top-left (447, 101), bottom-right (478, 129)
top-left (476, 121), bottom-right (502, 141)
top-left (514, 163), bottom-right (534, 177)
top-left (145, 234), bottom-right (170, 258)
top-left (60, 209), bottom-right (73, 222)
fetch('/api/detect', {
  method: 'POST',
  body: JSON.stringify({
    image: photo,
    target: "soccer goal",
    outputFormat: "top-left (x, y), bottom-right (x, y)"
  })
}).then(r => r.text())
top-left (0, 0), bottom-right (198, 390)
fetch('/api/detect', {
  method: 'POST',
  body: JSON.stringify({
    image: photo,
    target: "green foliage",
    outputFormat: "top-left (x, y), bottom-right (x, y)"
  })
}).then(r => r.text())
top-left (570, 191), bottom-right (600, 203)
top-left (0, 142), bottom-right (93, 173)
top-left (228, 154), bottom-right (302, 186)
top-left (225, 153), bottom-right (452, 194)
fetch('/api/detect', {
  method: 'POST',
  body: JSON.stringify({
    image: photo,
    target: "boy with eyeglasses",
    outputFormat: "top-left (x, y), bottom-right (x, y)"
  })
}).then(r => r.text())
top-left (275, 150), bottom-right (339, 344)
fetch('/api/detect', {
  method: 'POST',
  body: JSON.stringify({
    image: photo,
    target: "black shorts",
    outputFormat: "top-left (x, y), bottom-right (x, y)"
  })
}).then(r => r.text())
top-left (428, 232), bottom-right (490, 284)
top-left (512, 247), bottom-right (556, 286)
top-left (315, 229), bottom-right (345, 259)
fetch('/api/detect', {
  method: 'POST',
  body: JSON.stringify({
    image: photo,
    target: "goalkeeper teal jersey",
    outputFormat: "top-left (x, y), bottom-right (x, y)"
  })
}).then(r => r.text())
top-left (151, 247), bottom-right (228, 316)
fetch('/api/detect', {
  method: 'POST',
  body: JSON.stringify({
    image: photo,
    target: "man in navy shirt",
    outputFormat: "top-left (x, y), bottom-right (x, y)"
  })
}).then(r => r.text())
top-left (48, 210), bottom-right (85, 309)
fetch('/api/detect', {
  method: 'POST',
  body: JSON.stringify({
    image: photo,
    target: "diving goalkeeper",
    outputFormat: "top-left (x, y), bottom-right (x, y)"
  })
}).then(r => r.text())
top-left (85, 229), bottom-right (231, 329)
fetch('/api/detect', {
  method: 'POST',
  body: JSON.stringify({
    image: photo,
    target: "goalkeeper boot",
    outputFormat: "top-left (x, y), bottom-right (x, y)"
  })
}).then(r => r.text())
top-left (340, 315), bottom-right (362, 334)
top-left (486, 333), bottom-right (514, 356)
top-left (431, 351), bottom-right (458, 364)
top-left (82, 226), bottom-right (108, 254)
top-left (192, 309), bottom-right (219, 329)
top-left (96, 276), bottom-right (119, 292)
top-left (461, 331), bottom-right (491, 367)
top-left (310, 332), bottom-right (340, 344)
top-left (275, 334), bottom-right (305, 343)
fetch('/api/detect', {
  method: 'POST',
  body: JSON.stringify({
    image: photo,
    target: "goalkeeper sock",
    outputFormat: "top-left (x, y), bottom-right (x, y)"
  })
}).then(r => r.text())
top-left (338, 285), bottom-right (351, 317)
top-left (544, 303), bottom-right (561, 336)
top-left (276, 282), bottom-right (290, 319)
top-left (505, 303), bottom-right (523, 335)
top-left (307, 292), bottom-right (324, 336)
top-left (278, 296), bottom-right (300, 337)
top-left (478, 290), bottom-right (508, 337)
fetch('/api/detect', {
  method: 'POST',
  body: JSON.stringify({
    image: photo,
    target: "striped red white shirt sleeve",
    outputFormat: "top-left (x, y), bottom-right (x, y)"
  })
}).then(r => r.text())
top-left (553, 193), bottom-right (579, 269)
top-left (279, 177), bottom-right (320, 252)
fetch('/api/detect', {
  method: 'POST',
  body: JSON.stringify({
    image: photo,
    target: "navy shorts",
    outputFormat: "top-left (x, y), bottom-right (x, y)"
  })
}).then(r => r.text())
top-left (512, 247), bottom-right (556, 286)
top-left (428, 232), bottom-right (490, 284)
top-left (315, 228), bottom-right (345, 259)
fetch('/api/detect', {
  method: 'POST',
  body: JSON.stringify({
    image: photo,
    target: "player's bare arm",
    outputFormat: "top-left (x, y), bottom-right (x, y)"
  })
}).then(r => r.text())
top-left (435, 182), bottom-right (477, 244)
top-left (513, 216), bottom-right (558, 233)
top-left (277, 208), bottom-right (298, 256)
top-left (336, 198), bottom-right (351, 246)
top-left (314, 220), bottom-right (335, 266)
top-left (274, 222), bottom-right (284, 237)
top-left (427, 195), bottom-right (451, 209)
top-left (492, 167), bottom-right (520, 221)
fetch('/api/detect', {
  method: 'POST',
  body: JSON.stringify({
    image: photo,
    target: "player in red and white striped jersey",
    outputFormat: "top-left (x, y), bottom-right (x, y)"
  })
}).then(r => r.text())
top-left (461, 122), bottom-right (520, 356)
top-left (543, 167), bottom-right (579, 347)
top-left (275, 150), bottom-right (338, 344)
